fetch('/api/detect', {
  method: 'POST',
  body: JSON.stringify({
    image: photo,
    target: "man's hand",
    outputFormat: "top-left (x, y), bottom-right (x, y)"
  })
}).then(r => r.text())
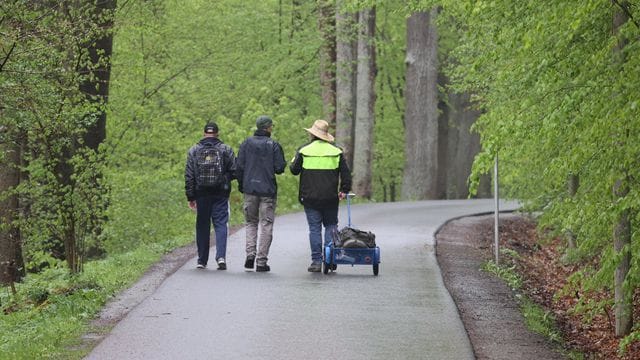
top-left (338, 192), bottom-right (346, 200)
top-left (188, 200), bottom-right (197, 211)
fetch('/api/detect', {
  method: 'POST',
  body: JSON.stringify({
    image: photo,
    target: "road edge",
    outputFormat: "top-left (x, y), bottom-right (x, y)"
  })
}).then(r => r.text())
top-left (78, 225), bottom-right (242, 356)
top-left (434, 212), bottom-right (566, 360)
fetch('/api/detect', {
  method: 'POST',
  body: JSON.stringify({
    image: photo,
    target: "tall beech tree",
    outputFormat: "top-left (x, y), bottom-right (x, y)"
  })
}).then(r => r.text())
top-left (335, 0), bottom-right (357, 168)
top-left (352, 7), bottom-right (376, 198)
top-left (611, 0), bottom-right (632, 337)
top-left (317, 0), bottom-right (336, 125)
top-left (80, 0), bottom-right (117, 150)
top-left (402, 9), bottom-right (439, 200)
top-left (0, 131), bottom-right (24, 288)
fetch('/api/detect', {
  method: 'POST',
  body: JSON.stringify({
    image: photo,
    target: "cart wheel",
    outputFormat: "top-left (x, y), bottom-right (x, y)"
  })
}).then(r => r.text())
top-left (373, 264), bottom-right (379, 276)
top-left (323, 261), bottom-right (329, 274)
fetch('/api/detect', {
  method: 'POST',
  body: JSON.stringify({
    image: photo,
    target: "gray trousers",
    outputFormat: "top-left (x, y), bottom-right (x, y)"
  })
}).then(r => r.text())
top-left (243, 194), bottom-right (276, 266)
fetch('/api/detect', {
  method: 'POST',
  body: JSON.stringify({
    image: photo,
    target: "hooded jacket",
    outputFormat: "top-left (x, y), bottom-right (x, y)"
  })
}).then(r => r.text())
top-left (290, 139), bottom-right (352, 209)
top-left (185, 137), bottom-right (236, 201)
top-left (236, 129), bottom-right (286, 198)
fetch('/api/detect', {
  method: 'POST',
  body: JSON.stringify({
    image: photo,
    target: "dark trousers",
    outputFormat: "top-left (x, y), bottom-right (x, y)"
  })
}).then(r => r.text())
top-left (195, 195), bottom-right (229, 265)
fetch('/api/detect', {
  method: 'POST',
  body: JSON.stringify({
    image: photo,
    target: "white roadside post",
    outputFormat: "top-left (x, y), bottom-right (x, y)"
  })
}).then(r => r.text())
top-left (494, 154), bottom-right (500, 264)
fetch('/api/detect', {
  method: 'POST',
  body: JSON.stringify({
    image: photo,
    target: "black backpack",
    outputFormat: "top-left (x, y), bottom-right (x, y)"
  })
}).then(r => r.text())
top-left (195, 143), bottom-right (225, 188)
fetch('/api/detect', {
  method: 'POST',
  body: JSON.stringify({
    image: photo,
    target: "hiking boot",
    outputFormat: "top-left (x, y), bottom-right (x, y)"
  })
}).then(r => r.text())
top-left (217, 258), bottom-right (226, 270)
top-left (256, 264), bottom-right (270, 272)
top-left (244, 256), bottom-right (255, 271)
top-left (307, 262), bottom-right (322, 272)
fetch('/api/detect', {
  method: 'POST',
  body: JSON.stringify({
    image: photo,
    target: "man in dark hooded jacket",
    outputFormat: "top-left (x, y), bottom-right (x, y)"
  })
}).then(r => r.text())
top-left (236, 115), bottom-right (286, 272)
top-left (185, 122), bottom-right (236, 270)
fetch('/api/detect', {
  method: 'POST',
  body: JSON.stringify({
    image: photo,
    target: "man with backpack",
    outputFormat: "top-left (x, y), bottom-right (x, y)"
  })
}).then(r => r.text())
top-left (236, 115), bottom-right (286, 272)
top-left (290, 119), bottom-right (352, 272)
top-left (185, 122), bottom-right (237, 270)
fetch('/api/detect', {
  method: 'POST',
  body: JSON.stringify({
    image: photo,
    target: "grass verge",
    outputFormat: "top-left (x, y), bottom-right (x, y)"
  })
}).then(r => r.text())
top-left (481, 259), bottom-right (583, 360)
top-left (0, 236), bottom-right (190, 360)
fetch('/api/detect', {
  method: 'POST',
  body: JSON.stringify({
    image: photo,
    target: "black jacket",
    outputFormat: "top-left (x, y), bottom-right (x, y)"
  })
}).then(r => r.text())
top-left (185, 137), bottom-right (236, 201)
top-left (290, 140), bottom-right (351, 209)
top-left (236, 130), bottom-right (286, 198)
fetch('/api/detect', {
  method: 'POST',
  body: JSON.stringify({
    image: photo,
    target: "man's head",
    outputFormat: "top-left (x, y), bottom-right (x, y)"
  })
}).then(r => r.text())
top-left (256, 115), bottom-right (273, 132)
top-left (204, 122), bottom-right (219, 137)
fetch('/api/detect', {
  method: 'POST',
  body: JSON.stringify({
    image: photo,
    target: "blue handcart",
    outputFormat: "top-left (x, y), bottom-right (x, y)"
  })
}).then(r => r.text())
top-left (323, 194), bottom-right (380, 275)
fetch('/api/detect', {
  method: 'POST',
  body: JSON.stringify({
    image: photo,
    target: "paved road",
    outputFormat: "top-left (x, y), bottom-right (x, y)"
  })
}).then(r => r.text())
top-left (86, 199), bottom-right (516, 360)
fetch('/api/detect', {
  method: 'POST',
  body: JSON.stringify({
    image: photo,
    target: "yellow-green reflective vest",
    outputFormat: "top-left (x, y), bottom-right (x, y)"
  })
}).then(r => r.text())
top-left (299, 140), bottom-right (342, 170)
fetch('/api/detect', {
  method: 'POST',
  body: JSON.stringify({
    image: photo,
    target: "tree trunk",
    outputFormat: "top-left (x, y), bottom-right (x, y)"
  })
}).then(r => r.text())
top-left (612, 0), bottom-right (632, 337)
top-left (613, 179), bottom-right (632, 337)
top-left (352, 8), bottom-right (376, 199)
top-left (402, 9), bottom-right (439, 200)
top-left (0, 131), bottom-right (25, 287)
top-left (566, 173), bottom-right (579, 249)
top-left (335, 1), bottom-right (357, 168)
top-left (444, 91), bottom-right (482, 199)
top-left (290, 0), bottom-right (303, 44)
top-left (436, 77), bottom-right (448, 199)
top-left (58, 0), bottom-right (117, 272)
top-left (317, 0), bottom-right (336, 126)
top-left (80, 0), bottom-right (116, 150)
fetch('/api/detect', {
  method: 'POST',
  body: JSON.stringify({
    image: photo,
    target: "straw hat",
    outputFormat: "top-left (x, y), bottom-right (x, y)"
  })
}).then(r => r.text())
top-left (304, 119), bottom-right (334, 142)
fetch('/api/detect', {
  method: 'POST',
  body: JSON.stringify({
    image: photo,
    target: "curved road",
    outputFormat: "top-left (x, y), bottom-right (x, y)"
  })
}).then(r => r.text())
top-left (87, 199), bottom-right (516, 360)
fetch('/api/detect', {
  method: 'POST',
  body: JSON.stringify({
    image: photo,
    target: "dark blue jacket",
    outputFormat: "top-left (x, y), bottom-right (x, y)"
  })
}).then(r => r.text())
top-left (185, 137), bottom-right (236, 201)
top-left (236, 130), bottom-right (286, 198)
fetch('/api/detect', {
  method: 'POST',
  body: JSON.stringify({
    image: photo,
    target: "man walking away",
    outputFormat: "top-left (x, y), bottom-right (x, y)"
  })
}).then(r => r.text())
top-left (236, 115), bottom-right (286, 272)
top-left (185, 122), bottom-right (236, 270)
top-left (290, 119), bottom-right (352, 272)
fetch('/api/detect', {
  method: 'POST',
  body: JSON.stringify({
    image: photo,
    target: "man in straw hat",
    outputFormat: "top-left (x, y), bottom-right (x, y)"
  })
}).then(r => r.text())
top-left (290, 119), bottom-right (352, 272)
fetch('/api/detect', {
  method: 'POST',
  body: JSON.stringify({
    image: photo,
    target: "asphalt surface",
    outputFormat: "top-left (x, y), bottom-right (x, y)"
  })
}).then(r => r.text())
top-left (86, 199), bottom-right (517, 360)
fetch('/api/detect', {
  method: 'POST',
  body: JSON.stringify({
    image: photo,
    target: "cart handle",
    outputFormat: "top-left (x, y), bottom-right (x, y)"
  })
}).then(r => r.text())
top-left (346, 193), bottom-right (356, 227)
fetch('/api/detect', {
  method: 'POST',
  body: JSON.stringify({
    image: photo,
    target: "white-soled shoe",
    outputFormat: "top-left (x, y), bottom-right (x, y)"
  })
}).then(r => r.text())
top-left (217, 258), bottom-right (226, 270)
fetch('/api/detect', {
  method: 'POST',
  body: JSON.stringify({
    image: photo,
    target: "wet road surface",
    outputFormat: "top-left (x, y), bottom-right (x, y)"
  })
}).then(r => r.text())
top-left (86, 199), bottom-right (516, 359)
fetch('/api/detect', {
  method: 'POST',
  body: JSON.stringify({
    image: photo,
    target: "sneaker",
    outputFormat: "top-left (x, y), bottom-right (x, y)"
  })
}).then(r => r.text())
top-left (307, 262), bottom-right (322, 272)
top-left (256, 264), bottom-right (270, 272)
top-left (244, 256), bottom-right (255, 271)
top-left (217, 258), bottom-right (226, 270)
top-left (196, 263), bottom-right (206, 269)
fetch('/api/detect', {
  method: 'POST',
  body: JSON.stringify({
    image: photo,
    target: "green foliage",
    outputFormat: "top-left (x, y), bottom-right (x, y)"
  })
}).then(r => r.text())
top-left (372, 3), bottom-right (406, 201)
top-left (0, 242), bottom-right (171, 359)
top-left (443, 0), bottom-right (640, 312)
top-left (482, 259), bottom-right (522, 289)
top-left (1, 1), bottom-right (114, 272)
top-left (521, 297), bottom-right (563, 344)
top-left (482, 260), bottom-right (576, 356)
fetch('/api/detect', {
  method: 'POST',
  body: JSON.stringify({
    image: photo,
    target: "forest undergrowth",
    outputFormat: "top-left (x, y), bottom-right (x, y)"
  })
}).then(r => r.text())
top-left (484, 216), bottom-right (640, 360)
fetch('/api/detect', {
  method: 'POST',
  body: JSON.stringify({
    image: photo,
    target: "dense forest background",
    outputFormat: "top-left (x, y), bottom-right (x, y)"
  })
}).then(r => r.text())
top-left (1, 0), bottom-right (640, 358)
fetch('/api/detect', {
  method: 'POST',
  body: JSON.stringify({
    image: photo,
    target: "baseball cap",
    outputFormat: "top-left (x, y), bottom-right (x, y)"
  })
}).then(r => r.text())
top-left (204, 122), bottom-right (218, 134)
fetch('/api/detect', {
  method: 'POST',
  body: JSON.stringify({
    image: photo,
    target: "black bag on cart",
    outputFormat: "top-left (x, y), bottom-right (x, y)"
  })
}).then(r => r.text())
top-left (336, 227), bottom-right (376, 248)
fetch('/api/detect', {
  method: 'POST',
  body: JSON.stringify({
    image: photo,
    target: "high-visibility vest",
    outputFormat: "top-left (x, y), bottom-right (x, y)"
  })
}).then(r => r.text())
top-left (299, 140), bottom-right (342, 170)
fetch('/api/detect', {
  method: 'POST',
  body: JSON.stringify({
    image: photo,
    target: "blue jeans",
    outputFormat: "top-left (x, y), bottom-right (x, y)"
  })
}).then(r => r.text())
top-left (304, 206), bottom-right (338, 263)
top-left (195, 196), bottom-right (229, 265)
